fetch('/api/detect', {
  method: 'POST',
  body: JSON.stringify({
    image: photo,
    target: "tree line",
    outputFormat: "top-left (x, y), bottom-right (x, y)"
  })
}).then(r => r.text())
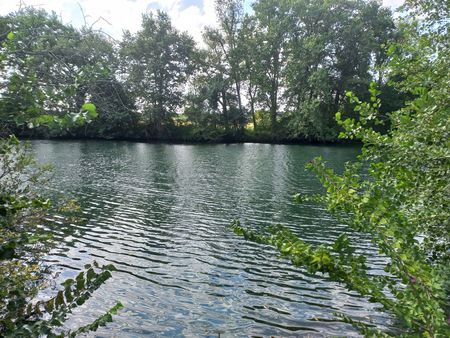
top-left (0, 0), bottom-right (403, 142)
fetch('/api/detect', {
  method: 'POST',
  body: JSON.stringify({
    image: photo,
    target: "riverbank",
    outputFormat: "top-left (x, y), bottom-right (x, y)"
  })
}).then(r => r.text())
top-left (18, 130), bottom-right (361, 146)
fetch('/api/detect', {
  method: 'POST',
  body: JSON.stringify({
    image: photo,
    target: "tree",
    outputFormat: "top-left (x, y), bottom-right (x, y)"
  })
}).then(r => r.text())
top-left (67, 29), bottom-right (137, 139)
top-left (0, 8), bottom-right (124, 137)
top-left (120, 11), bottom-right (196, 137)
top-left (240, 15), bottom-right (261, 131)
top-left (252, 0), bottom-right (293, 135)
top-left (202, 26), bottom-right (243, 135)
top-left (284, 0), bottom-right (396, 141)
top-left (207, 0), bottom-right (246, 130)
top-left (0, 8), bottom-right (81, 132)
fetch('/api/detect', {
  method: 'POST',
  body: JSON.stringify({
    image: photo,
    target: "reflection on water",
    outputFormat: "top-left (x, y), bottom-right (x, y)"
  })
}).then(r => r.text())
top-left (33, 141), bottom-right (391, 337)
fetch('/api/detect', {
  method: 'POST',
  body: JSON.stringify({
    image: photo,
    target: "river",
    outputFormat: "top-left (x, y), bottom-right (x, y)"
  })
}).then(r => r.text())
top-left (32, 140), bottom-right (392, 337)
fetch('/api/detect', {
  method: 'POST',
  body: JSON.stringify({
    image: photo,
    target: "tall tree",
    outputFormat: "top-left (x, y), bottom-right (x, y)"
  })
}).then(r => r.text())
top-left (283, 0), bottom-right (396, 141)
top-left (252, 0), bottom-right (293, 135)
top-left (120, 11), bottom-right (196, 137)
top-left (0, 8), bottom-right (82, 131)
top-left (283, 0), bottom-right (337, 140)
top-left (216, 0), bottom-right (246, 128)
top-left (202, 26), bottom-right (242, 134)
top-left (240, 15), bottom-right (261, 130)
top-left (203, 0), bottom-right (246, 132)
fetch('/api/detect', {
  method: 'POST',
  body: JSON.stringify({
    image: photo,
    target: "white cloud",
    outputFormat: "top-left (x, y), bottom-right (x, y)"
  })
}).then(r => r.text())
top-left (383, 0), bottom-right (405, 9)
top-left (0, 0), bottom-right (218, 45)
top-left (0, 0), bottom-right (404, 45)
top-left (157, 0), bottom-right (218, 43)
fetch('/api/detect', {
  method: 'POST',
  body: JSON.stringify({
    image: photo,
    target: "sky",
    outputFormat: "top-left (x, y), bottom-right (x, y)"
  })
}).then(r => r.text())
top-left (0, 0), bottom-right (405, 44)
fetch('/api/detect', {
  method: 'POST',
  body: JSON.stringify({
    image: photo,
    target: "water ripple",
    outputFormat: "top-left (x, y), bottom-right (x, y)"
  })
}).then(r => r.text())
top-left (32, 141), bottom-right (394, 337)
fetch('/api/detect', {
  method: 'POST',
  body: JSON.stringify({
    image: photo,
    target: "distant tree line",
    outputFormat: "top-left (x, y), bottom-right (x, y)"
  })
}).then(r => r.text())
top-left (0, 0), bottom-right (404, 142)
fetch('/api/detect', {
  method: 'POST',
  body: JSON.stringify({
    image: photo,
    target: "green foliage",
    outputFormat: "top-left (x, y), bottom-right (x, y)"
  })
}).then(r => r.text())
top-left (0, 10), bottom-right (121, 336)
top-left (26, 102), bottom-right (98, 132)
top-left (119, 10), bottom-right (196, 137)
top-left (0, 136), bottom-right (51, 258)
top-left (0, 7), bottom-right (129, 139)
top-left (2, 261), bottom-right (120, 337)
top-left (81, 103), bottom-right (98, 119)
top-left (232, 222), bottom-right (367, 278)
top-left (233, 0), bottom-right (449, 336)
top-left (282, 0), bottom-right (398, 141)
top-left (68, 301), bottom-right (124, 338)
top-left (0, 137), bottom-right (122, 337)
top-left (0, 1), bottom-right (403, 142)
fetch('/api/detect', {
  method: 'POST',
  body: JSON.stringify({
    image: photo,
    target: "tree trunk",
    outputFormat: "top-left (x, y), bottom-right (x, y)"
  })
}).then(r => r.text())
top-left (270, 87), bottom-right (278, 135)
top-left (221, 89), bottom-right (229, 133)
top-left (270, 52), bottom-right (280, 136)
top-left (235, 80), bottom-right (244, 130)
top-left (334, 89), bottom-right (340, 112)
top-left (249, 87), bottom-right (257, 131)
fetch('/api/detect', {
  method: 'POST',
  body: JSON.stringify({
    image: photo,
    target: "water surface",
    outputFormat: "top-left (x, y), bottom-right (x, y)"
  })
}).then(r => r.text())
top-left (32, 141), bottom-right (391, 337)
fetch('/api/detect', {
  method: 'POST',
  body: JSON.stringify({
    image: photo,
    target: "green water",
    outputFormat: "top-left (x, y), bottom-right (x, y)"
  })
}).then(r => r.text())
top-left (32, 140), bottom-right (392, 337)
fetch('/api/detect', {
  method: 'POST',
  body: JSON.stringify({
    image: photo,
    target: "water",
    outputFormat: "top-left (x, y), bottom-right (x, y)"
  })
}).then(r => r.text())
top-left (32, 140), bottom-right (392, 337)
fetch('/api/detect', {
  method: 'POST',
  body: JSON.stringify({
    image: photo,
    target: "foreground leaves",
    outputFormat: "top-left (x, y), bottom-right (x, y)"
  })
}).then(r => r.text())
top-left (231, 219), bottom-right (449, 336)
top-left (1, 263), bottom-right (121, 337)
top-left (1, 137), bottom-right (122, 337)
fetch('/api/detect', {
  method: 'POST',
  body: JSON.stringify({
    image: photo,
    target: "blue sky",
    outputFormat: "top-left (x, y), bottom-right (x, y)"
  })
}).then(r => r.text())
top-left (0, 0), bottom-right (404, 44)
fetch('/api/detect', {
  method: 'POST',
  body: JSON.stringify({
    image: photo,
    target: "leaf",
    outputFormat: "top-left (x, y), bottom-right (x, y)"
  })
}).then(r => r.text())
top-left (35, 115), bottom-right (55, 126)
top-left (109, 302), bottom-right (124, 315)
top-left (44, 299), bottom-right (54, 313)
top-left (293, 193), bottom-right (303, 203)
top-left (55, 290), bottom-right (65, 308)
top-left (61, 278), bottom-right (75, 287)
top-left (81, 103), bottom-right (98, 119)
top-left (86, 268), bottom-right (96, 282)
top-left (81, 102), bottom-right (96, 111)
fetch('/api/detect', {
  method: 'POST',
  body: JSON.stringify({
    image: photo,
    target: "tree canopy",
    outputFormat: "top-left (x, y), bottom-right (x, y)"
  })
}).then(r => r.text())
top-left (0, 0), bottom-right (402, 142)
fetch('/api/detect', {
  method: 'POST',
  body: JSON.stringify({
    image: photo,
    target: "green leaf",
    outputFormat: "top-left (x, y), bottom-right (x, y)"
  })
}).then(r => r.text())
top-left (44, 299), bottom-right (54, 313)
top-left (81, 103), bottom-right (98, 119)
top-left (55, 290), bottom-right (65, 308)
